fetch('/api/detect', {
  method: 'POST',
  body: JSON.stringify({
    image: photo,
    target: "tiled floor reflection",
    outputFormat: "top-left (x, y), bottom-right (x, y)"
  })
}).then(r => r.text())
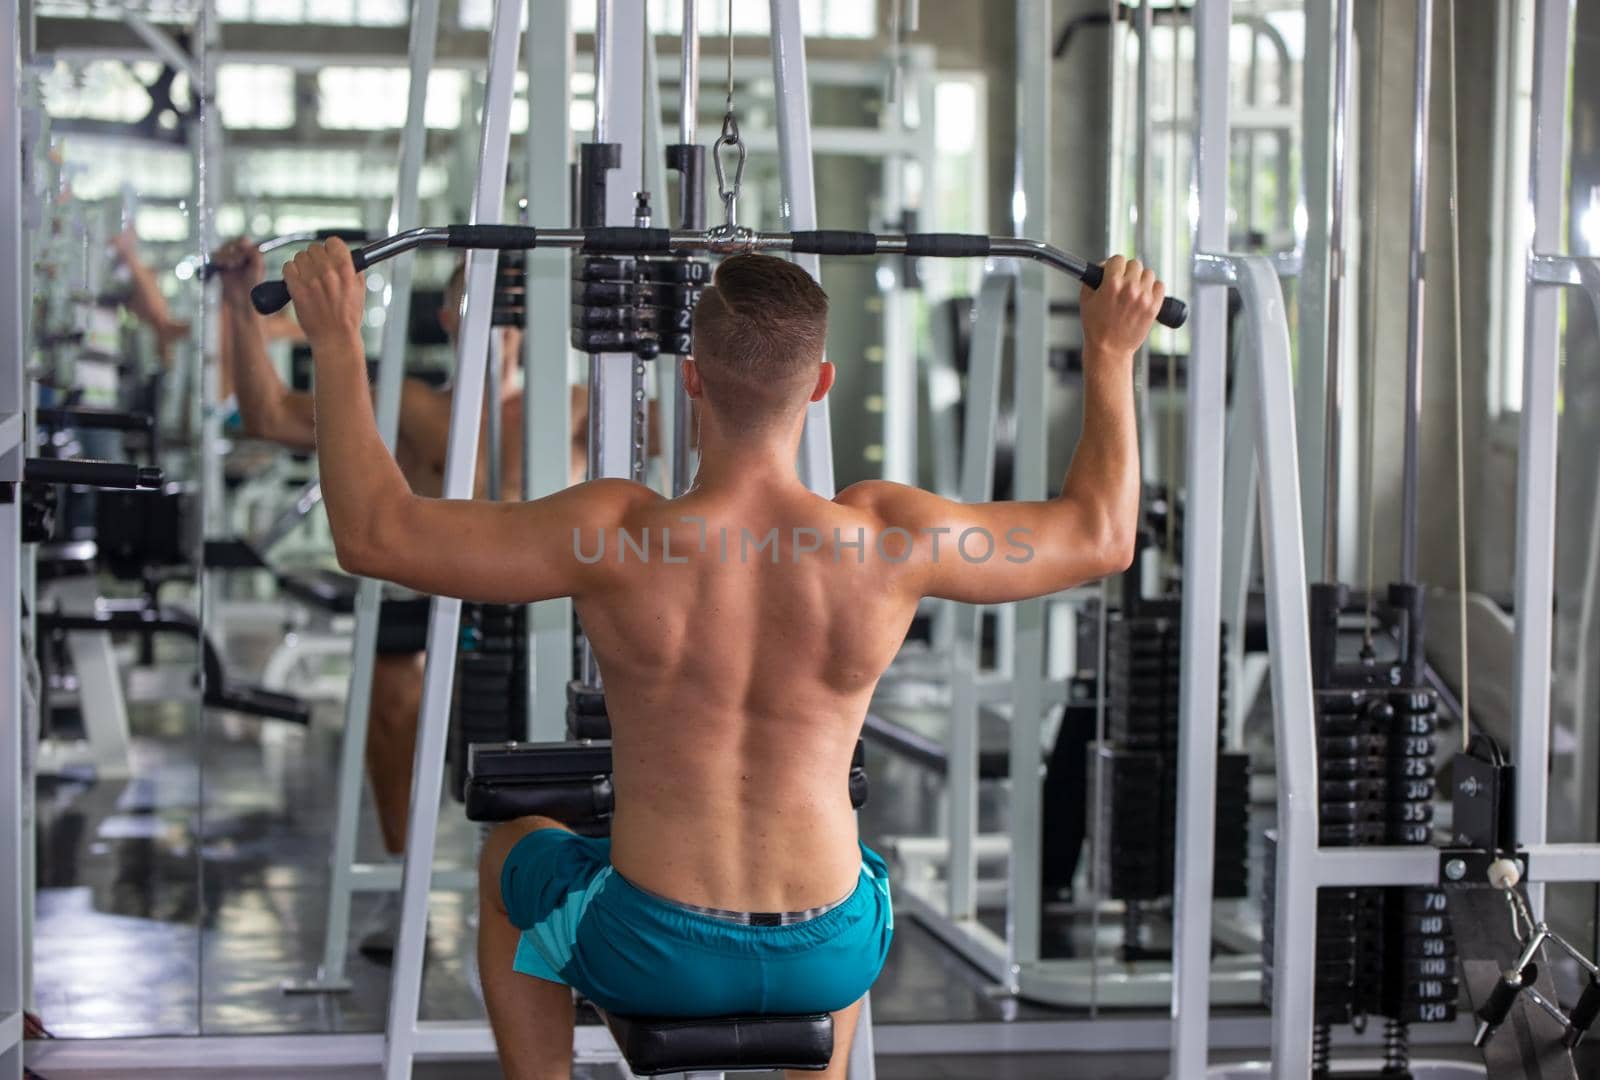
top-left (33, 674), bottom-right (1209, 1043)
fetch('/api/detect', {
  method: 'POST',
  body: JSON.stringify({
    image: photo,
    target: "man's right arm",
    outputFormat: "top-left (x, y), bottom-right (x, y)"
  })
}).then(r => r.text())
top-left (840, 256), bottom-right (1162, 605)
top-left (215, 238), bottom-right (318, 451)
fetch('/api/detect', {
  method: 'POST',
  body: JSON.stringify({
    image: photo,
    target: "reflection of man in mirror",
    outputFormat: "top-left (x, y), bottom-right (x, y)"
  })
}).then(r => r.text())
top-left (214, 239), bottom-right (588, 960)
top-left (109, 229), bottom-right (192, 367)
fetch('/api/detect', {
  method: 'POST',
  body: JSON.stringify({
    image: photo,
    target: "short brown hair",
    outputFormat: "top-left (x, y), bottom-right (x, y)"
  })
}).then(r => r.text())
top-left (691, 254), bottom-right (829, 432)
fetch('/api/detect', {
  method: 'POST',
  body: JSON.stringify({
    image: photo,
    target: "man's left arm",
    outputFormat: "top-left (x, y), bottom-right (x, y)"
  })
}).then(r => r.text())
top-left (285, 239), bottom-right (642, 603)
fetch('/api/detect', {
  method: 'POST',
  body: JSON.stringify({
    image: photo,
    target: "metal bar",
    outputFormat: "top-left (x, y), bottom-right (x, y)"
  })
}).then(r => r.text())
top-left (345, 864), bottom-right (477, 890)
top-left (193, 0), bottom-right (224, 640)
top-left (642, 9), bottom-right (668, 232)
top-left (671, 0), bottom-right (698, 499)
top-left (255, 232), bottom-right (1124, 307)
top-left (947, 270), bottom-right (1011, 921)
top-left (1222, 256), bottom-right (1321, 1080)
top-left (1167, 0), bottom-right (1233, 1069)
top-left (1519, 844), bottom-right (1600, 884)
top-left (679, 0), bottom-right (698, 146)
top-left (122, 11), bottom-right (198, 80)
top-left (1220, 340), bottom-right (1259, 752)
top-left (594, 0), bottom-right (646, 483)
top-left (1400, 0), bottom-right (1434, 584)
top-left (880, 154), bottom-right (914, 486)
top-left (1319, 0), bottom-right (1352, 583)
top-left (382, 0), bottom-right (521, 1073)
top-left (1133, 0), bottom-right (1154, 597)
top-left (769, 0), bottom-right (834, 497)
top-left (292, 0), bottom-right (441, 996)
top-left (485, 330), bottom-right (504, 498)
top-left (524, 0), bottom-right (575, 739)
top-left (1297, 0), bottom-right (1334, 572)
top-left (1314, 846), bottom-right (1440, 887)
top-left (1512, 0), bottom-right (1574, 921)
top-left (947, 273), bottom-right (1012, 922)
top-left (1007, 0), bottom-right (1051, 984)
top-left (1, 5), bottom-right (22, 1068)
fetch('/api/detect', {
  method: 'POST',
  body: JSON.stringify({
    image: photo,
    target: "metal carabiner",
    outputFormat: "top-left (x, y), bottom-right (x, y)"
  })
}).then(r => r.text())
top-left (713, 110), bottom-right (747, 230)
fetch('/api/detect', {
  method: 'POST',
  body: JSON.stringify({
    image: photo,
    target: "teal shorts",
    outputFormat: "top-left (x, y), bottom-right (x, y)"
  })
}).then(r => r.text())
top-left (499, 829), bottom-right (893, 1017)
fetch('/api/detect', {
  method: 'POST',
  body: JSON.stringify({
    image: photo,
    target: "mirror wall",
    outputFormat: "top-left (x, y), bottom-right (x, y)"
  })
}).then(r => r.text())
top-left (26, 43), bottom-right (206, 1036)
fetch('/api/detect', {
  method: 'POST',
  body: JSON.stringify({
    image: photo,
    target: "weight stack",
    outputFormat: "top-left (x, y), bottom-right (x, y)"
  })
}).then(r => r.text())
top-left (1094, 599), bottom-right (1248, 902)
top-left (449, 603), bottom-right (528, 801)
top-left (1383, 688), bottom-right (1457, 1025)
top-left (571, 255), bottom-right (709, 358)
top-left (1260, 583), bottom-right (1457, 1040)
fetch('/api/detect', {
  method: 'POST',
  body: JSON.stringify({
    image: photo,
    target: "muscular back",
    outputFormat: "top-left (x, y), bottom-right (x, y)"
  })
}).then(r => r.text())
top-left (580, 485), bottom-right (921, 913)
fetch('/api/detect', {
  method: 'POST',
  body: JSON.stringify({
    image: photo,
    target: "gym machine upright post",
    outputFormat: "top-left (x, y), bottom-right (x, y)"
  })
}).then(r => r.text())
top-left (2, 0), bottom-right (28, 1075)
top-left (281, 0), bottom-right (446, 997)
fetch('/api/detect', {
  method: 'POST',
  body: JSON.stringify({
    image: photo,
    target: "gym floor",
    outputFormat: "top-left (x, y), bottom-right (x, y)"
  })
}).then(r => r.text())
top-left (30, 707), bottom-right (1068, 1036)
top-left (42, 709), bottom-right (1593, 1078)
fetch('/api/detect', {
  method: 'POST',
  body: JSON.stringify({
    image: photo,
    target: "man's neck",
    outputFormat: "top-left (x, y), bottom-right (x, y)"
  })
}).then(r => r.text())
top-left (691, 425), bottom-right (809, 496)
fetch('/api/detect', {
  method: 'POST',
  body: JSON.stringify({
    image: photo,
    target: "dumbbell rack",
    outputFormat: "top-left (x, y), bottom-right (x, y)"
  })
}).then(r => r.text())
top-left (1261, 583), bottom-right (1457, 1078)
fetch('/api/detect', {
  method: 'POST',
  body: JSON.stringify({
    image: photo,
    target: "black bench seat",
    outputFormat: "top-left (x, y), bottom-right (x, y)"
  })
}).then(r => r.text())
top-left (601, 1010), bottom-right (833, 1075)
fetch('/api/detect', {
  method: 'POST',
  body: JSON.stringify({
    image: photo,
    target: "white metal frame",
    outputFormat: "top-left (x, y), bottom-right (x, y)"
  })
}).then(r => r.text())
top-left (382, 0), bottom-right (525, 1072)
top-left (281, 0), bottom-right (446, 996)
top-left (3, 1), bottom-right (27, 1076)
top-left (523, 0), bottom-right (576, 741)
top-left (1171, 2), bottom-right (1600, 1077)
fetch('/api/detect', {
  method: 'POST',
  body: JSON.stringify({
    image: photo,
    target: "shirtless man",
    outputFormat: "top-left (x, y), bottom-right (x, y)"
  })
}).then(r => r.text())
top-left (215, 238), bottom-right (581, 957)
top-left (283, 237), bottom-right (1163, 1079)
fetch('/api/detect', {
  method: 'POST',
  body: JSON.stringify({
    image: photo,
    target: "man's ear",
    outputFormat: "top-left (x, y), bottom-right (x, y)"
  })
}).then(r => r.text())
top-left (809, 360), bottom-right (835, 402)
top-left (682, 358), bottom-right (705, 399)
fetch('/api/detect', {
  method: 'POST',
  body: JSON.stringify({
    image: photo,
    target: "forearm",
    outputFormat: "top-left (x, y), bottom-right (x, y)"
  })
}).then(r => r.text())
top-left (1057, 346), bottom-right (1140, 555)
top-left (119, 247), bottom-right (169, 328)
top-left (309, 330), bottom-right (413, 566)
top-left (224, 295), bottom-right (315, 448)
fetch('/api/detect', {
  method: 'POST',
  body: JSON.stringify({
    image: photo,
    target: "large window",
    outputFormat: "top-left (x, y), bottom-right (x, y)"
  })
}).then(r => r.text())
top-left (457, 0), bottom-right (876, 37)
top-left (316, 67), bottom-right (466, 130)
top-left (1488, 0), bottom-right (1535, 418)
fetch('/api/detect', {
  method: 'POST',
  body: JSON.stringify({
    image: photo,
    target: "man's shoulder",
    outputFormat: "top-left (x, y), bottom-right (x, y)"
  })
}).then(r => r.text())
top-left (570, 478), bottom-right (663, 519)
top-left (835, 479), bottom-right (940, 522)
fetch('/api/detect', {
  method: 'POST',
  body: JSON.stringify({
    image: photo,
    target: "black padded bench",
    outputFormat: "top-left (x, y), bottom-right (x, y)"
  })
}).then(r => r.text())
top-left (602, 1010), bottom-right (832, 1075)
top-left (463, 737), bottom-right (868, 1077)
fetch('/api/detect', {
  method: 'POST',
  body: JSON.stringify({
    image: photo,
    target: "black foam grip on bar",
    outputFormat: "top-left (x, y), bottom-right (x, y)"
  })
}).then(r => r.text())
top-left (248, 241), bottom-right (369, 314)
top-left (1568, 976), bottom-right (1600, 1043)
top-left (788, 231), bottom-right (879, 257)
top-left (35, 407), bottom-right (155, 432)
top-left (250, 279), bottom-right (291, 315)
top-left (23, 458), bottom-right (163, 489)
top-left (446, 224), bottom-right (542, 250)
top-left (1077, 262), bottom-right (1189, 330)
top-left (583, 228), bottom-right (672, 254)
top-left (902, 233), bottom-right (991, 258)
top-left (1476, 969), bottom-right (1528, 1031)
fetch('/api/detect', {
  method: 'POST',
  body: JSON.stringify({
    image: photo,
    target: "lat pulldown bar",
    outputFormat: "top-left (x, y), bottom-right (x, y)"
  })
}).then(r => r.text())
top-left (247, 224), bottom-right (1190, 330)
